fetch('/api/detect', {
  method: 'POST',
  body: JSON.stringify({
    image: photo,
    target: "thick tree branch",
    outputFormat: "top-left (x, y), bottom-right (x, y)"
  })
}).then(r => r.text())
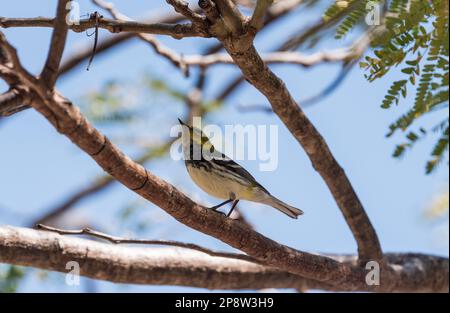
top-left (40, 0), bottom-right (69, 88)
top-left (212, 25), bottom-right (382, 261)
top-left (0, 226), bottom-right (447, 292)
top-left (0, 225), bottom-right (326, 291)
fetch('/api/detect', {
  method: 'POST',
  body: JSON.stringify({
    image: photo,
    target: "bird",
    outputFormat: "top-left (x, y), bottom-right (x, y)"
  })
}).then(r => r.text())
top-left (178, 118), bottom-right (303, 219)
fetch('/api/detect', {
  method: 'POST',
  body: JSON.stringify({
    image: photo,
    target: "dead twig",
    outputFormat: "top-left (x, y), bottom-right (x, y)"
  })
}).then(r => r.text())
top-left (36, 224), bottom-right (260, 264)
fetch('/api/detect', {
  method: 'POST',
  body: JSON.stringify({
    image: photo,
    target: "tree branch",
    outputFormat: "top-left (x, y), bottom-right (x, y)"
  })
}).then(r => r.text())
top-left (92, 0), bottom-right (188, 76)
top-left (40, 0), bottom-right (70, 88)
top-left (57, 11), bottom-right (195, 77)
top-left (36, 224), bottom-right (258, 264)
top-left (0, 88), bottom-right (31, 116)
top-left (210, 16), bottom-right (382, 261)
top-left (57, 0), bottom-right (303, 78)
top-left (182, 49), bottom-right (359, 67)
top-left (0, 226), bottom-right (447, 292)
top-left (249, 0), bottom-right (273, 31)
top-left (212, 0), bottom-right (245, 34)
top-left (0, 225), bottom-right (326, 291)
top-left (236, 62), bottom-right (356, 112)
top-left (0, 17), bottom-right (207, 39)
top-left (198, 0), bottom-right (220, 23)
top-left (166, 0), bottom-right (206, 25)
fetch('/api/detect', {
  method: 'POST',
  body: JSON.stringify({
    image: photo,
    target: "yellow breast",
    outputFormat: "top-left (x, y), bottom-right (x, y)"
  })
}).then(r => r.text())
top-left (187, 165), bottom-right (230, 199)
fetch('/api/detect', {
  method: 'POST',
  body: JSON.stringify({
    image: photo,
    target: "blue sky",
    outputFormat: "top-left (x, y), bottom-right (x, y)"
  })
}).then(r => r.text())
top-left (0, 1), bottom-right (448, 292)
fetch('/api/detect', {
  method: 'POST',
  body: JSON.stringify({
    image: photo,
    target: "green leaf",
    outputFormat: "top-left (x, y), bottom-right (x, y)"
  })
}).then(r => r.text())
top-left (401, 67), bottom-right (415, 74)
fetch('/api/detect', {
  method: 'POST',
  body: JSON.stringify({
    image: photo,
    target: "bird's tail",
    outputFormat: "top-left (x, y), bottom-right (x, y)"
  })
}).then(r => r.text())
top-left (261, 195), bottom-right (303, 219)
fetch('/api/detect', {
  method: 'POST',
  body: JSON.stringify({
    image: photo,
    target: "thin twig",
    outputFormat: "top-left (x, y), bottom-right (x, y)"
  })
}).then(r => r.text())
top-left (212, 0), bottom-right (244, 33)
top-left (300, 62), bottom-right (354, 106)
top-left (182, 49), bottom-right (359, 67)
top-left (36, 224), bottom-right (260, 264)
top-left (249, 0), bottom-right (274, 31)
top-left (281, 0), bottom-right (363, 51)
top-left (31, 140), bottom-right (176, 226)
top-left (236, 61), bottom-right (357, 113)
top-left (217, 75), bottom-right (246, 102)
top-left (236, 103), bottom-right (273, 113)
top-left (0, 17), bottom-right (206, 38)
top-left (166, 0), bottom-right (206, 25)
top-left (235, 68), bottom-right (350, 113)
top-left (0, 88), bottom-right (31, 116)
top-left (92, 0), bottom-right (188, 75)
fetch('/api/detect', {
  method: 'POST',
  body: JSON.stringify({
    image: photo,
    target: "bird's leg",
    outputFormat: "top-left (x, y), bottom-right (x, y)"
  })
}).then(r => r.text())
top-left (209, 199), bottom-right (233, 211)
top-left (226, 200), bottom-right (240, 217)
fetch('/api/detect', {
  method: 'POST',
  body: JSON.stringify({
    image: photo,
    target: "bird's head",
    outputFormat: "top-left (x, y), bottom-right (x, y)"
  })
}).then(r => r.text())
top-left (178, 118), bottom-right (216, 156)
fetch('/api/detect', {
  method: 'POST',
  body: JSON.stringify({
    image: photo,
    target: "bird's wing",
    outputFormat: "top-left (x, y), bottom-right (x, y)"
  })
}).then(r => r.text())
top-left (212, 153), bottom-right (270, 193)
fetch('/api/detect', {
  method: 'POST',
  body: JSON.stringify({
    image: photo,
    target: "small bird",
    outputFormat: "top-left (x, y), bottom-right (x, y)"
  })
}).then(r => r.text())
top-left (178, 119), bottom-right (303, 219)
